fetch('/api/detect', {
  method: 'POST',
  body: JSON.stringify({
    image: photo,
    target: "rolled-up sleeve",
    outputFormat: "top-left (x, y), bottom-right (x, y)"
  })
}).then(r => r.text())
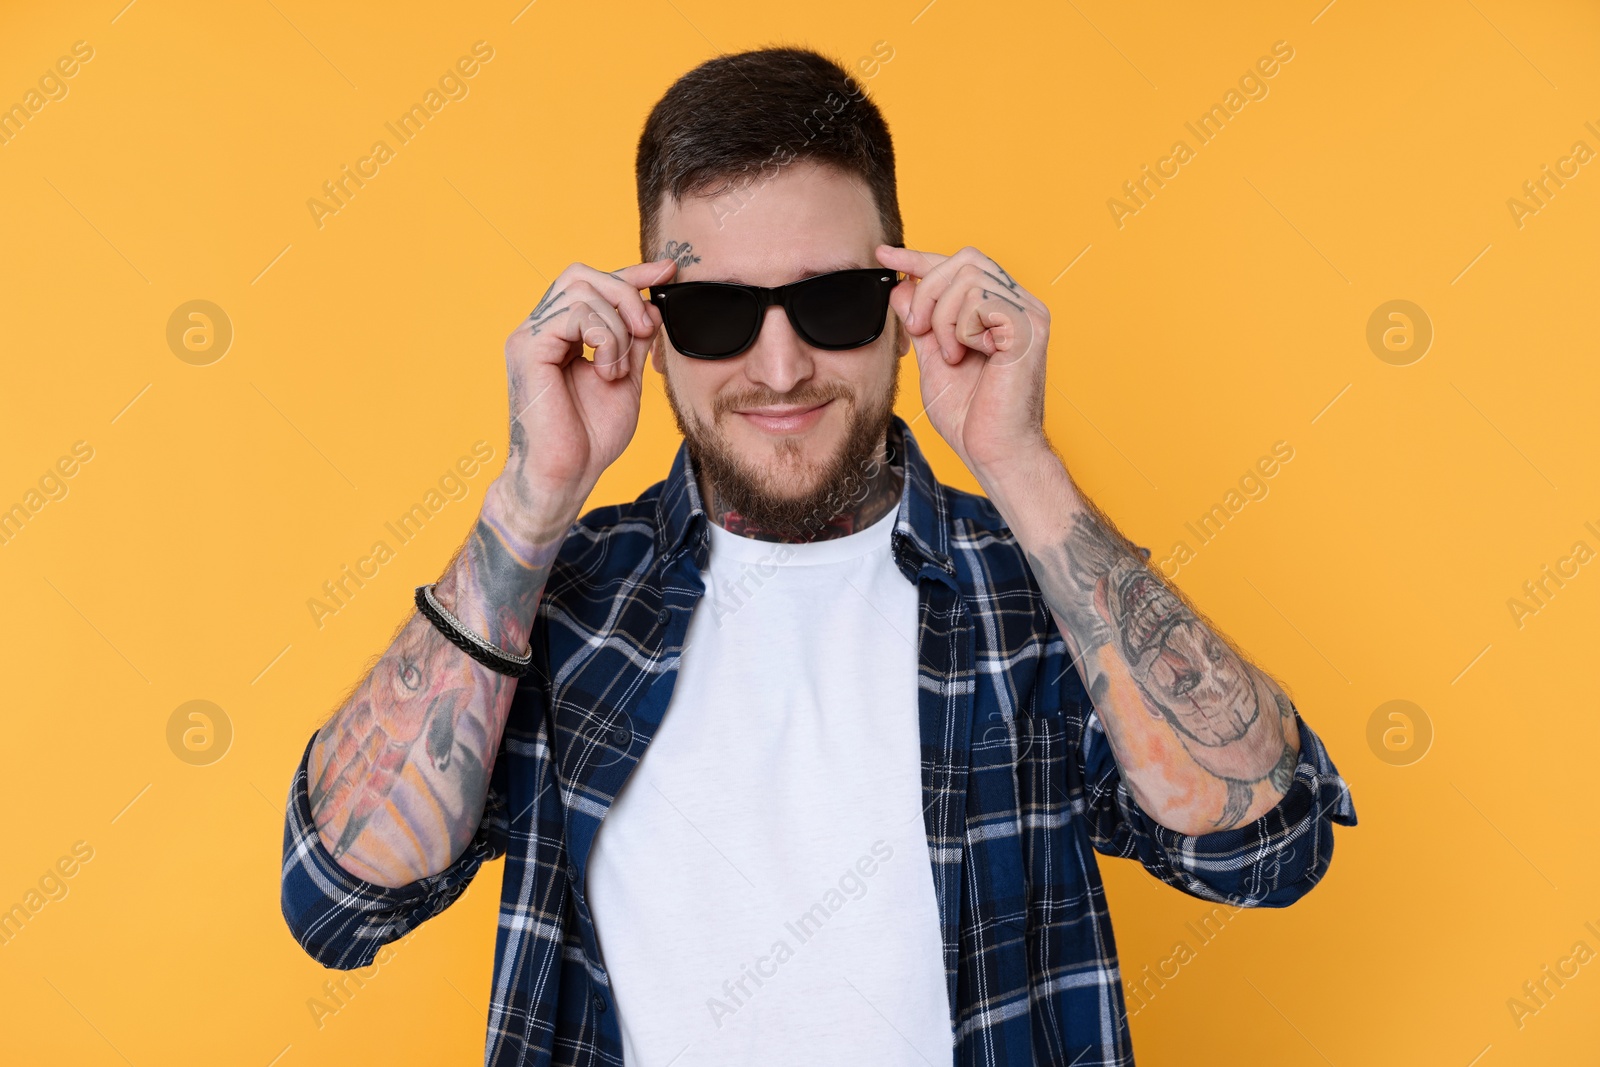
top-left (280, 729), bottom-right (509, 969)
top-left (1080, 702), bottom-right (1358, 908)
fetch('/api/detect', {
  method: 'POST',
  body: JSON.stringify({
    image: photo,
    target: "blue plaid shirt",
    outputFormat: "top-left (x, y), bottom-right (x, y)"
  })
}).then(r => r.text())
top-left (281, 413), bottom-right (1357, 1066)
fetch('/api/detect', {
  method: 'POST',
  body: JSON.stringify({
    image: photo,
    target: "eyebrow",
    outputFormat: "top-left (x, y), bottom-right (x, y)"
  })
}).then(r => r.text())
top-left (691, 261), bottom-right (871, 284)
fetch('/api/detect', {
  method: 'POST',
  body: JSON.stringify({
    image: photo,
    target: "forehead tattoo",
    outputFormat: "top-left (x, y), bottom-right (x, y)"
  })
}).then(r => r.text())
top-left (661, 240), bottom-right (701, 270)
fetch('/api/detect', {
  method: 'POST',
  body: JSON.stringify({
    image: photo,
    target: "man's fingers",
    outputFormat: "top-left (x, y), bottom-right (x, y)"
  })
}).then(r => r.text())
top-left (929, 282), bottom-right (969, 365)
top-left (877, 244), bottom-right (955, 333)
top-left (509, 260), bottom-right (677, 395)
top-left (911, 260), bottom-right (964, 336)
top-left (626, 331), bottom-right (651, 391)
top-left (958, 291), bottom-right (1006, 359)
top-left (876, 243), bottom-right (945, 281)
top-left (567, 299), bottom-right (628, 377)
top-left (536, 292), bottom-right (627, 379)
top-left (599, 259), bottom-right (678, 335)
top-left (611, 258), bottom-right (678, 289)
top-left (888, 278), bottom-right (917, 333)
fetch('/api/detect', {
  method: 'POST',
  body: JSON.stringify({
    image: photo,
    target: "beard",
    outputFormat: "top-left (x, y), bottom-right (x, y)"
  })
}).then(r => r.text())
top-left (661, 331), bottom-right (902, 542)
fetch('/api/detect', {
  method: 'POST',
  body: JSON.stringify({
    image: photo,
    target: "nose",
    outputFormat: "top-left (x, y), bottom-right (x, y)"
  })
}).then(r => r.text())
top-left (740, 305), bottom-right (814, 396)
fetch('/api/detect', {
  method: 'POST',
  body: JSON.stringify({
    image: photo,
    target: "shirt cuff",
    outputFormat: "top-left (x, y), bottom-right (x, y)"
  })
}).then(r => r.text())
top-left (280, 730), bottom-right (497, 967)
top-left (1113, 709), bottom-right (1358, 906)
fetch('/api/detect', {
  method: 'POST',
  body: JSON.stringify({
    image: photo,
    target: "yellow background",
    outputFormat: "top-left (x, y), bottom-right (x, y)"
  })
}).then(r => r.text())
top-left (2, 0), bottom-right (1597, 1063)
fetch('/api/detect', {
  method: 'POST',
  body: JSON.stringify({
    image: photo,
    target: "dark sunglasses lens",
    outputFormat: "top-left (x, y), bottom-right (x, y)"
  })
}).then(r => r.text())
top-left (665, 285), bottom-right (759, 358)
top-left (791, 272), bottom-right (888, 348)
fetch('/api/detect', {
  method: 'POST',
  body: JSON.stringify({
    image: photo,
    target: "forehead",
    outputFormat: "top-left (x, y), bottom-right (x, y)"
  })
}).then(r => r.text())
top-left (657, 159), bottom-right (883, 285)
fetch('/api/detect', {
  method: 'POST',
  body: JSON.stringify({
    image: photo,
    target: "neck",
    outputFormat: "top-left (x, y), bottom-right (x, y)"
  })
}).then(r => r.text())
top-left (703, 431), bottom-right (905, 544)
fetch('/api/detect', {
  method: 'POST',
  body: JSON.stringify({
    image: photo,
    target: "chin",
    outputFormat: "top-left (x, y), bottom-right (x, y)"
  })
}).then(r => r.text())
top-left (739, 447), bottom-right (830, 494)
top-left (721, 436), bottom-right (829, 497)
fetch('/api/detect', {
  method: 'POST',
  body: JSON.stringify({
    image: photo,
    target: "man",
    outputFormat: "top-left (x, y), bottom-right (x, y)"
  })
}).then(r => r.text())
top-left (280, 46), bottom-right (1356, 1066)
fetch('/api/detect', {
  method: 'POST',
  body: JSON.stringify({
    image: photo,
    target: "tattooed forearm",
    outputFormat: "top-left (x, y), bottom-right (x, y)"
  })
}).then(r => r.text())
top-left (306, 499), bottom-right (566, 887)
top-left (504, 362), bottom-right (538, 514)
top-left (1020, 486), bottom-right (1299, 833)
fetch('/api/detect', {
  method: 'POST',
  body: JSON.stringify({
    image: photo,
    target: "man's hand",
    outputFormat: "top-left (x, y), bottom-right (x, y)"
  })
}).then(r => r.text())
top-left (875, 244), bottom-right (1053, 479)
top-left (302, 258), bottom-right (679, 888)
top-left (491, 258), bottom-right (677, 540)
top-left (879, 248), bottom-right (1303, 834)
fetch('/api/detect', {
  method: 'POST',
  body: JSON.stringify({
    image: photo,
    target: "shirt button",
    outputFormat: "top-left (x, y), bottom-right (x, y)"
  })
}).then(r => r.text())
top-left (657, 608), bottom-right (669, 624)
top-left (592, 992), bottom-right (608, 1012)
top-left (566, 863), bottom-right (579, 884)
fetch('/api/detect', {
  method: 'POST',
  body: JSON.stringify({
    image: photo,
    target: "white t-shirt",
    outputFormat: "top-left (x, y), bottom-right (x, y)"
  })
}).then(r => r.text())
top-left (585, 505), bottom-right (953, 1066)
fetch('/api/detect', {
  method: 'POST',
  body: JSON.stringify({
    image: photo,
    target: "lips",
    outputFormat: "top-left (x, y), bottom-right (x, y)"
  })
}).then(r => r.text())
top-left (736, 402), bottom-right (826, 417)
top-left (734, 399), bottom-right (831, 432)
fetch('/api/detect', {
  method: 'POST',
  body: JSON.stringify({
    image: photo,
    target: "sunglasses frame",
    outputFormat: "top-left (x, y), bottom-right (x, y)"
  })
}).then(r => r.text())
top-left (646, 267), bottom-right (902, 360)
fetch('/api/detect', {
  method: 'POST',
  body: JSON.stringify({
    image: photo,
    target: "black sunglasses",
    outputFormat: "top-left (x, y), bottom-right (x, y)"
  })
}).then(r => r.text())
top-left (647, 267), bottom-right (901, 360)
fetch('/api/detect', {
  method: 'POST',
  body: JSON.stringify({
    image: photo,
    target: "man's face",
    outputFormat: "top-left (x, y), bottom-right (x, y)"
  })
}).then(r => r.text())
top-left (649, 159), bottom-right (911, 536)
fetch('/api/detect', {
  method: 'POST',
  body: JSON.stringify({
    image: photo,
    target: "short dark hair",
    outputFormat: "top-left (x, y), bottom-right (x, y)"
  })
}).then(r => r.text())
top-left (635, 46), bottom-right (903, 263)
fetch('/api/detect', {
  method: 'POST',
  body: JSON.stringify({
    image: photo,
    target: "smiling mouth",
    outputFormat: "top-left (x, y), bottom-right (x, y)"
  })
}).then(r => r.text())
top-left (734, 399), bottom-right (832, 432)
top-left (738, 402), bottom-right (825, 417)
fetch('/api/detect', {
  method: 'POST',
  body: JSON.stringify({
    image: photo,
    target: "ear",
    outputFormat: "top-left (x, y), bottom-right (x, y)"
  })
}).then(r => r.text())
top-left (650, 333), bottom-right (666, 374)
top-left (893, 318), bottom-right (911, 359)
